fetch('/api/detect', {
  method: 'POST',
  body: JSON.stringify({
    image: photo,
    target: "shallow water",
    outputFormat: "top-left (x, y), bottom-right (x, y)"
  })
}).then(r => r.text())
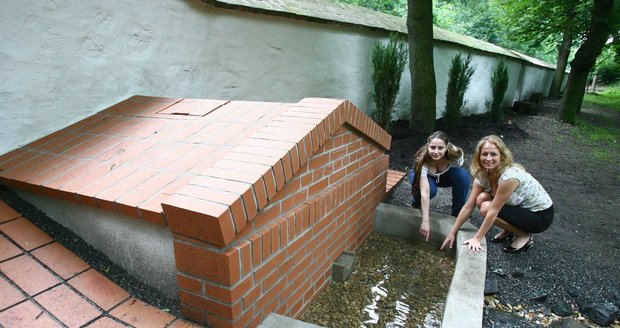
top-left (300, 233), bottom-right (455, 327)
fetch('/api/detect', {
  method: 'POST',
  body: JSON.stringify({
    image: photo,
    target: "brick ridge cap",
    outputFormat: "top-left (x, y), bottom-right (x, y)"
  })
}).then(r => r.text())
top-left (300, 97), bottom-right (391, 151)
top-left (162, 98), bottom-right (391, 247)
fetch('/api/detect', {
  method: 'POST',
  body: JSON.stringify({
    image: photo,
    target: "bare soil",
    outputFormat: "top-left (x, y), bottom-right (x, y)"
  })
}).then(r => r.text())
top-left (386, 99), bottom-right (620, 327)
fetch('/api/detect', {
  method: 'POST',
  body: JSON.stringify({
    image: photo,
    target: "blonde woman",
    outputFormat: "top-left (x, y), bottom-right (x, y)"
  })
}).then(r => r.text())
top-left (409, 131), bottom-right (470, 241)
top-left (440, 135), bottom-right (554, 253)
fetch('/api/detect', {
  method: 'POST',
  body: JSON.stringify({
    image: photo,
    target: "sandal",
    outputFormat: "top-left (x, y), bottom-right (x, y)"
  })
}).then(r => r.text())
top-left (490, 232), bottom-right (514, 243)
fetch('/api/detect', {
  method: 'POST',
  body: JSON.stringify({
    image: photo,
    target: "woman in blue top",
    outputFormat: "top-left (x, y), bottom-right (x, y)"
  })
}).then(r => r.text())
top-left (409, 131), bottom-right (471, 241)
top-left (441, 135), bottom-right (554, 253)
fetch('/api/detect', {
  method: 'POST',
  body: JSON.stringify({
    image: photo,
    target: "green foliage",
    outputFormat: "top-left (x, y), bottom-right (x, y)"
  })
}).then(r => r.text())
top-left (431, 0), bottom-right (594, 64)
top-left (569, 83), bottom-right (620, 162)
top-left (488, 0), bottom-right (593, 62)
top-left (486, 61), bottom-right (509, 122)
top-left (572, 97), bottom-right (620, 162)
top-left (330, 0), bottom-right (594, 65)
top-left (444, 53), bottom-right (476, 128)
top-left (330, 0), bottom-right (407, 17)
top-left (370, 35), bottom-right (408, 131)
top-left (434, 1), bottom-right (505, 46)
top-left (583, 82), bottom-right (620, 112)
top-left (594, 47), bottom-right (620, 84)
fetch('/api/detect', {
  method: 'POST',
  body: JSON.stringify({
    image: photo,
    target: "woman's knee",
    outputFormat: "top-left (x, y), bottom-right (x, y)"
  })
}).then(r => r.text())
top-left (479, 201), bottom-right (492, 216)
top-left (453, 167), bottom-right (471, 186)
top-left (476, 192), bottom-right (492, 207)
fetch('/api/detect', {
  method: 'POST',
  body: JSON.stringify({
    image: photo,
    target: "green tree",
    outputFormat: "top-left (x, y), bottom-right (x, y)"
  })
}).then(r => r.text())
top-left (434, 1), bottom-right (506, 46)
top-left (595, 46), bottom-right (620, 84)
top-left (559, 0), bottom-right (620, 124)
top-left (444, 53), bottom-right (476, 128)
top-left (490, 0), bottom-right (593, 98)
top-left (370, 35), bottom-right (409, 131)
top-left (407, 0), bottom-right (437, 132)
top-left (487, 61), bottom-right (509, 122)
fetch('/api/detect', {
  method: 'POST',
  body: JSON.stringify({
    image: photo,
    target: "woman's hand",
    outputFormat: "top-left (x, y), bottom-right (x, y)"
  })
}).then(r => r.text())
top-left (440, 233), bottom-right (455, 250)
top-left (420, 220), bottom-right (430, 242)
top-left (463, 238), bottom-right (484, 252)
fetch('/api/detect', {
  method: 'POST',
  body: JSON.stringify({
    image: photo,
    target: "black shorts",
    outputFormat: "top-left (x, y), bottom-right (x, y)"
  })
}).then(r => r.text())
top-left (498, 204), bottom-right (554, 233)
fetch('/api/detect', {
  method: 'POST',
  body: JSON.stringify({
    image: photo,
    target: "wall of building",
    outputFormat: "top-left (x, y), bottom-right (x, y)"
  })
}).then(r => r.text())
top-left (0, 0), bottom-right (556, 156)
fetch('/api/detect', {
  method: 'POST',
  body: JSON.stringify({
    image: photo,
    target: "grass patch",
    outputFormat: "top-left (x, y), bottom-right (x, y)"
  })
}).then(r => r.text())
top-left (572, 83), bottom-right (620, 162)
top-left (573, 122), bottom-right (619, 161)
top-left (583, 82), bottom-right (620, 112)
top-left (572, 111), bottom-right (619, 162)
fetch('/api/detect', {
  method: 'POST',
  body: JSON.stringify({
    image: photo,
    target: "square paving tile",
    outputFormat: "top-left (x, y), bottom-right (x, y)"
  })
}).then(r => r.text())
top-left (32, 242), bottom-right (90, 279)
top-left (0, 200), bottom-right (20, 224)
top-left (68, 268), bottom-right (129, 311)
top-left (0, 254), bottom-right (60, 296)
top-left (85, 316), bottom-right (129, 328)
top-left (35, 284), bottom-right (102, 328)
top-left (110, 298), bottom-right (175, 328)
top-left (0, 276), bottom-right (26, 311)
top-left (0, 217), bottom-right (53, 251)
top-left (0, 299), bottom-right (61, 327)
top-left (0, 234), bottom-right (22, 262)
top-left (168, 318), bottom-right (203, 327)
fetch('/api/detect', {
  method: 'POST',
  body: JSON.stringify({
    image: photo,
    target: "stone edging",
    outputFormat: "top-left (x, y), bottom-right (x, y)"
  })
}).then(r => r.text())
top-left (374, 202), bottom-right (485, 328)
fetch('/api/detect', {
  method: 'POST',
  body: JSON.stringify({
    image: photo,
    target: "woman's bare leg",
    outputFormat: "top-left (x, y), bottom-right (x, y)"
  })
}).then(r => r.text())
top-left (477, 193), bottom-right (510, 239)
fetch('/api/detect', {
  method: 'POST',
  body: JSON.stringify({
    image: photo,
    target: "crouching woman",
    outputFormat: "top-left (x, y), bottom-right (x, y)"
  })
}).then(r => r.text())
top-left (440, 135), bottom-right (554, 253)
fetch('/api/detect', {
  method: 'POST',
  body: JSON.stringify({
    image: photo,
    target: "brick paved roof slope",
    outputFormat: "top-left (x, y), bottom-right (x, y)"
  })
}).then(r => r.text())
top-left (0, 96), bottom-right (390, 247)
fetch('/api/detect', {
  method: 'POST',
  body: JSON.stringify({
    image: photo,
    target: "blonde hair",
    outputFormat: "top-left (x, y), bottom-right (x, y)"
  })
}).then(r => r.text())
top-left (412, 131), bottom-right (463, 195)
top-left (470, 135), bottom-right (522, 190)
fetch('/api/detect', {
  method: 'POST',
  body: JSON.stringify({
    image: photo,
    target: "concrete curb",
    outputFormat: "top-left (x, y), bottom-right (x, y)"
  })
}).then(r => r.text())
top-left (374, 203), bottom-right (486, 328)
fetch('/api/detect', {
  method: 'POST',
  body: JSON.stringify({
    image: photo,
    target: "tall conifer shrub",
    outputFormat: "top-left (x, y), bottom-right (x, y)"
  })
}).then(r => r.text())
top-left (444, 53), bottom-right (476, 128)
top-left (371, 34), bottom-right (408, 131)
top-left (487, 61), bottom-right (509, 122)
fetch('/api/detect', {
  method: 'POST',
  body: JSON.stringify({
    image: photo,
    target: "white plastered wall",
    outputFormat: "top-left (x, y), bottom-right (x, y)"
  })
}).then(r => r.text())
top-left (0, 0), bottom-right (554, 155)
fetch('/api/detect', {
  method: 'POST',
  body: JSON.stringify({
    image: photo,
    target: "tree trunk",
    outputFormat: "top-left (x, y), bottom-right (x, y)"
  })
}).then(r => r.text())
top-left (549, 9), bottom-right (575, 99)
top-left (407, 0), bottom-right (436, 132)
top-left (559, 0), bottom-right (617, 124)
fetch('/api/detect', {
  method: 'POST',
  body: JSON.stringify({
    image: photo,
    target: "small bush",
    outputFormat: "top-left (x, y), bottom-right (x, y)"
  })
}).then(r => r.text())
top-left (595, 47), bottom-right (620, 84)
top-left (444, 53), bottom-right (476, 128)
top-left (487, 60), bottom-right (509, 122)
top-left (370, 34), bottom-right (408, 131)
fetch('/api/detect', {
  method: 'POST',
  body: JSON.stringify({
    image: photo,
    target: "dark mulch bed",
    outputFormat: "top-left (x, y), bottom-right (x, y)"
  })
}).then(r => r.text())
top-left (387, 100), bottom-right (620, 327)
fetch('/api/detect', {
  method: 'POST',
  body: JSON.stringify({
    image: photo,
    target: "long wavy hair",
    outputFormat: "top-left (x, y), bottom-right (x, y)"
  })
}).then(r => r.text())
top-left (470, 135), bottom-right (522, 191)
top-left (411, 131), bottom-right (463, 196)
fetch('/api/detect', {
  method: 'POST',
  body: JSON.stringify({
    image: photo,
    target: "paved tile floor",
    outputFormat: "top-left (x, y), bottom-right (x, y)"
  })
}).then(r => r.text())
top-left (0, 200), bottom-right (200, 328)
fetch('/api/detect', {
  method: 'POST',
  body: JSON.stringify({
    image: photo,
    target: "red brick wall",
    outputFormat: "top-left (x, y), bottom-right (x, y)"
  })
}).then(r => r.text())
top-left (174, 125), bottom-right (389, 327)
top-left (0, 96), bottom-right (391, 328)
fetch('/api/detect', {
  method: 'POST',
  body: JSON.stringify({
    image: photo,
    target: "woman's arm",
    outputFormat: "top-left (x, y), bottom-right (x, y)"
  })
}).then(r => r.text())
top-left (463, 178), bottom-right (519, 251)
top-left (440, 183), bottom-right (483, 250)
top-left (419, 173), bottom-right (431, 241)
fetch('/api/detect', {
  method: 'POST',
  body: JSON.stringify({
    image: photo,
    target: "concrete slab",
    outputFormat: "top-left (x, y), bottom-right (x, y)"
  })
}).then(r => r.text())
top-left (258, 313), bottom-right (323, 328)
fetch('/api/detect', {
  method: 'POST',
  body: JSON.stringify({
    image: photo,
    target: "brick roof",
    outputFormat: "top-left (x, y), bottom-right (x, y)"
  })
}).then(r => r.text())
top-left (0, 96), bottom-right (390, 246)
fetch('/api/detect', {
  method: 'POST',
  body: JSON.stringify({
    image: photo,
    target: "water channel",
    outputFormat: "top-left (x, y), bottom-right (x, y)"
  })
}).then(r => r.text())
top-left (300, 232), bottom-right (455, 327)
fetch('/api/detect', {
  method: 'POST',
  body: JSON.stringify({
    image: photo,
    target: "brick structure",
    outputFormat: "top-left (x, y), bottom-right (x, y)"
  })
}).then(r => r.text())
top-left (0, 96), bottom-right (391, 327)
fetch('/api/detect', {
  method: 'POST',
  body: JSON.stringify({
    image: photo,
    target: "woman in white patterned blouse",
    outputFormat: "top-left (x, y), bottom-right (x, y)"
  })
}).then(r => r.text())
top-left (441, 135), bottom-right (554, 253)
